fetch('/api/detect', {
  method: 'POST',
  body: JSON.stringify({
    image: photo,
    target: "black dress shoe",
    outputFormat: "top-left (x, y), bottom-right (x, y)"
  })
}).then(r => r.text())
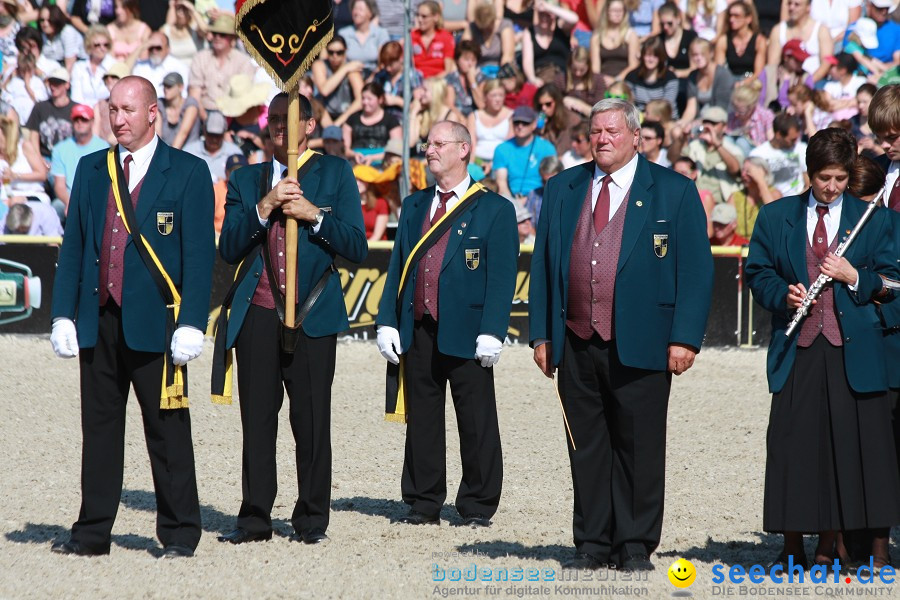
top-left (299, 528), bottom-right (330, 545)
top-left (50, 540), bottom-right (109, 557)
top-left (565, 552), bottom-right (608, 570)
top-left (217, 528), bottom-right (273, 544)
top-left (160, 544), bottom-right (194, 558)
top-left (619, 554), bottom-right (655, 571)
top-left (462, 514), bottom-right (491, 528)
top-left (397, 510), bottom-right (440, 525)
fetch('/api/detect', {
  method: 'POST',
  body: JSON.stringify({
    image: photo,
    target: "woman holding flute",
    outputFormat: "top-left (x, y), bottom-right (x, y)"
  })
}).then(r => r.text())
top-left (745, 127), bottom-right (900, 572)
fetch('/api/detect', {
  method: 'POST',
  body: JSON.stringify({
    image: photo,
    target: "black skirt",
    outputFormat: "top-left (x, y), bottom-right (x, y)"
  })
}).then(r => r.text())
top-left (763, 336), bottom-right (900, 533)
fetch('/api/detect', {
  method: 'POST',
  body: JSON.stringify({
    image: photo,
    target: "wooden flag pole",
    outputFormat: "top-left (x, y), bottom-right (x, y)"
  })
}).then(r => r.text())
top-left (284, 88), bottom-right (300, 327)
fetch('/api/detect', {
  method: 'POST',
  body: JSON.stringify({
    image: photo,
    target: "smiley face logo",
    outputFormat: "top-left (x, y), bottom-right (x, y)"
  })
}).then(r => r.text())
top-left (668, 558), bottom-right (696, 588)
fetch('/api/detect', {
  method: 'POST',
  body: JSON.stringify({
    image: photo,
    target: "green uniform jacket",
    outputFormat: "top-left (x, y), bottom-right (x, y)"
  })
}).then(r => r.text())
top-left (529, 155), bottom-right (714, 370)
top-left (745, 191), bottom-right (899, 393)
top-left (50, 140), bottom-right (215, 352)
top-left (218, 156), bottom-right (367, 348)
top-left (375, 185), bottom-right (518, 359)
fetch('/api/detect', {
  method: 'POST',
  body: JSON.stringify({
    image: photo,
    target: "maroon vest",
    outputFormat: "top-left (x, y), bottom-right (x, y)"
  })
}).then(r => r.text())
top-left (251, 214), bottom-right (299, 309)
top-left (566, 180), bottom-right (629, 341)
top-left (98, 177), bottom-right (146, 307)
top-left (796, 236), bottom-right (842, 348)
top-left (413, 205), bottom-right (451, 321)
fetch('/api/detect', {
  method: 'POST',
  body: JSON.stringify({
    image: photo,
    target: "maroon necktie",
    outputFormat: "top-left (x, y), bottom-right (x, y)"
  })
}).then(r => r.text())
top-left (432, 190), bottom-right (454, 225)
top-left (813, 205), bottom-right (829, 259)
top-left (593, 175), bottom-right (612, 234)
top-left (123, 154), bottom-right (133, 187)
top-left (888, 177), bottom-right (900, 212)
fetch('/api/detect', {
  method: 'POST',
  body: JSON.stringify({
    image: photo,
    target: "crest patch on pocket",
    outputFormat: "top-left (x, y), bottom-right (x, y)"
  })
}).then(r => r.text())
top-left (653, 233), bottom-right (668, 258)
top-left (157, 212), bottom-right (174, 236)
top-left (465, 248), bottom-right (480, 270)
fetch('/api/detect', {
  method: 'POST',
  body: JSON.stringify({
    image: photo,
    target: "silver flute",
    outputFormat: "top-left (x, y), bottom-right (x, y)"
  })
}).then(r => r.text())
top-left (785, 190), bottom-right (885, 337)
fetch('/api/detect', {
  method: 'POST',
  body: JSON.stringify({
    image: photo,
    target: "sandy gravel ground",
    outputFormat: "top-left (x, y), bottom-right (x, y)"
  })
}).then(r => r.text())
top-left (1, 335), bottom-right (896, 599)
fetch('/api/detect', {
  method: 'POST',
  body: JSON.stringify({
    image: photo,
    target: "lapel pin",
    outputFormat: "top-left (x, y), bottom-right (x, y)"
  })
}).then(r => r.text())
top-left (845, 229), bottom-right (851, 235)
top-left (636, 201), bottom-right (643, 207)
top-left (461, 222), bottom-right (467, 227)
top-left (457, 229), bottom-right (463, 235)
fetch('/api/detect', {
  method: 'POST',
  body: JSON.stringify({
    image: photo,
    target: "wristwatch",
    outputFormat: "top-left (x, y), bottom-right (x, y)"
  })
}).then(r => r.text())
top-left (314, 209), bottom-right (325, 226)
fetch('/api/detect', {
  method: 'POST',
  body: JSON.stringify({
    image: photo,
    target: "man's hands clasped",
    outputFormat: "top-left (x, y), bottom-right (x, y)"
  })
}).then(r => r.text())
top-left (257, 177), bottom-right (321, 223)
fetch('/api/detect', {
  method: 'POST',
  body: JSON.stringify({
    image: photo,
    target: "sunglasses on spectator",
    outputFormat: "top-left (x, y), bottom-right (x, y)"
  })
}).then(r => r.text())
top-left (512, 121), bottom-right (532, 127)
top-left (539, 101), bottom-right (554, 108)
top-left (327, 48), bottom-right (345, 56)
top-left (94, 42), bottom-right (110, 48)
top-left (149, 45), bottom-right (163, 52)
top-left (604, 92), bottom-right (627, 100)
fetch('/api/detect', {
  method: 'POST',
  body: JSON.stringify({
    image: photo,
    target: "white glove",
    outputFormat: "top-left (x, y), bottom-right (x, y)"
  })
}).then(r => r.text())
top-left (475, 334), bottom-right (503, 368)
top-left (170, 326), bottom-right (204, 366)
top-left (377, 326), bottom-right (402, 365)
top-left (50, 318), bottom-right (79, 358)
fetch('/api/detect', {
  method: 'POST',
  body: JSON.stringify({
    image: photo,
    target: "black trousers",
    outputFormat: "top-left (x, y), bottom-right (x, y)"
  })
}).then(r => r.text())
top-left (557, 329), bottom-right (671, 563)
top-left (72, 302), bottom-right (201, 551)
top-left (233, 304), bottom-right (336, 535)
top-left (401, 316), bottom-right (503, 519)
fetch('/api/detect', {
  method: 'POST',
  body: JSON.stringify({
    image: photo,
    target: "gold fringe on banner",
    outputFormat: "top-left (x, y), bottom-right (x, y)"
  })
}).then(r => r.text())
top-left (235, 0), bottom-right (334, 92)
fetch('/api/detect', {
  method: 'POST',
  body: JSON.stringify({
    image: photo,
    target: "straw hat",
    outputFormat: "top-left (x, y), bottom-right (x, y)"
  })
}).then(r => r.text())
top-left (216, 74), bottom-right (270, 117)
top-left (208, 14), bottom-right (236, 36)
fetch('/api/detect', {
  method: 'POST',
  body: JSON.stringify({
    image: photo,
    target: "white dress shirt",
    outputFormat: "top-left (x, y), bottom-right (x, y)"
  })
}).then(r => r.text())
top-left (118, 135), bottom-right (158, 192)
top-left (806, 192), bottom-right (843, 246)
top-left (591, 153), bottom-right (639, 221)
top-left (429, 175), bottom-right (472, 221)
top-left (883, 161), bottom-right (899, 207)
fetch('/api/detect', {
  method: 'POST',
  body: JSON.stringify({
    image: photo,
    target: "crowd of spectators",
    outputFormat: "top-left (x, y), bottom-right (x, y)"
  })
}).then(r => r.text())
top-left (0, 0), bottom-right (897, 245)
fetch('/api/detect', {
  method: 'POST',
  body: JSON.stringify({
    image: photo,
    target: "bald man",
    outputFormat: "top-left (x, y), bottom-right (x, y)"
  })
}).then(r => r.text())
top-left (50, 76), bottom-right (215, 558)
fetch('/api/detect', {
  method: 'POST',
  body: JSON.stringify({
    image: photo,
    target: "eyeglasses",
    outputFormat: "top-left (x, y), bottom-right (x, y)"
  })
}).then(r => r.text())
top-left (327, 48), bottom-right (345, 56)
top-left (539, 101), bottom-right (554, 108)
top-left (512, 121), bottom-right (532, 127)
top-left (93, 42), bottom-right (110, 48)
top-left (148, 45), bottom-right (163, 52)
top-left (418, 140), bottom-right (463, 152)
top-left (604, 92), bottom-right (628, 100)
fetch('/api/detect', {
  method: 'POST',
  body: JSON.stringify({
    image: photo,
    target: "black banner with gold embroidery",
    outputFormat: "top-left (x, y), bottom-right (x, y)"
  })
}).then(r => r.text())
top-left (235, 0), bottom-right (333, 91)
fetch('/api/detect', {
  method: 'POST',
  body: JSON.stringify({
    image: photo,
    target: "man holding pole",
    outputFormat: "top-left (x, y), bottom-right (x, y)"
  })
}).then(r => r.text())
top-left (528, 99), bottom-right (713, 570)
top-left (214, 92), bottom-right (366, 545)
